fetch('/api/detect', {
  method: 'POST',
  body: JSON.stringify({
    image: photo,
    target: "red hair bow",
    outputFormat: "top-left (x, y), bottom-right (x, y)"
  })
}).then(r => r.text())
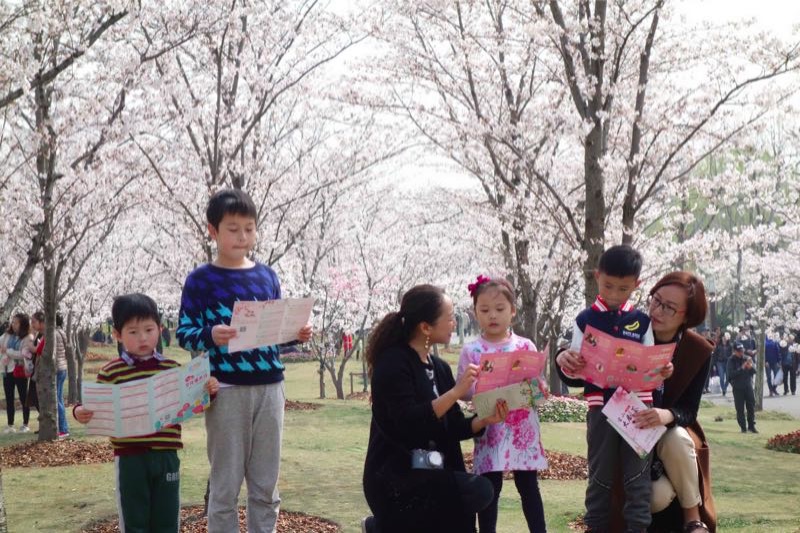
top-left (468, 275), bottom-right (491, 296)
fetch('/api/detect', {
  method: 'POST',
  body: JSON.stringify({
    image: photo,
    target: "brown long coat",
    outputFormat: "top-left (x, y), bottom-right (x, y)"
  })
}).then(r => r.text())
top-left (610, 330), bottom-right (716, 533)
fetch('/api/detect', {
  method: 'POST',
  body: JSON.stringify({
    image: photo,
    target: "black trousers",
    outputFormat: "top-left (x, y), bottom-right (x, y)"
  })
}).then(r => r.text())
top-left (782, 364), bottom-right (796, 394)
top-left (364, 468), bottom-right (493, 533)
top-left (3, 373), bottom-right (30, 426)
top-left (732, 386), bottom-right (755, 430)
top-left (479, 470), bottom-right (546, 533)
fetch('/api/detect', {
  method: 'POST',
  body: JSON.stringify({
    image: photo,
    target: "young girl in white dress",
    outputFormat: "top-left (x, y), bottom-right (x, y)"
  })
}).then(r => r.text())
top-left (457, 275), bottom-right (548, 533)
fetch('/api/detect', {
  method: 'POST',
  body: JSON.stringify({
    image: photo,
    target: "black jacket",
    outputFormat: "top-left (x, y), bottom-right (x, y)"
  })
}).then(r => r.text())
top-left (364, 344), bottom-right (476, 478)
top-left (727, 355), bottom-right (755, 390)
top-left (363, 344), bottom-right (480, 533)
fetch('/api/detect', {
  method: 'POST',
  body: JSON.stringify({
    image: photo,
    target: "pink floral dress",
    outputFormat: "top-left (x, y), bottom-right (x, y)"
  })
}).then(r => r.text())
top-left (457, 334), bottom-right (548, 474)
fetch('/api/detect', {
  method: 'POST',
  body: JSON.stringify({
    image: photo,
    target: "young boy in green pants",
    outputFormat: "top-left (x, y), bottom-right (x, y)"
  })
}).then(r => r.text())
top-left (74, 293), bottom-right (219, 532)
top-left (176, 189), bottom-right (312, 533)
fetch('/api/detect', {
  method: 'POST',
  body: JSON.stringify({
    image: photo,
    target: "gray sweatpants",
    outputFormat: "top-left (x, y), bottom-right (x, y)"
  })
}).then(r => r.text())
top-left (584, 407), bottom-right (652, 530)
top-left (205, 382), bottom-right (285, 533)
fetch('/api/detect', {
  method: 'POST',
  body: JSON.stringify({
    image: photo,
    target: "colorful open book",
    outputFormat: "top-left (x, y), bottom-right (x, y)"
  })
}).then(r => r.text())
top-left (577, 325), bottom-right (675, 392)
top-left (472, 350), bottom-right (548, 418)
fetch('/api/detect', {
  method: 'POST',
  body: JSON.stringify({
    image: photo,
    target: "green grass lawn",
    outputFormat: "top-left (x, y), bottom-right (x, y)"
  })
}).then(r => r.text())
top-left (3, 348), bottom-right (800, 532)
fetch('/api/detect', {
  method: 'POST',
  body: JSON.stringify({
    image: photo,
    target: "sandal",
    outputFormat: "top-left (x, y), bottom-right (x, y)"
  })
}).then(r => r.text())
top-left (683, 520), bottom-right (710, 533)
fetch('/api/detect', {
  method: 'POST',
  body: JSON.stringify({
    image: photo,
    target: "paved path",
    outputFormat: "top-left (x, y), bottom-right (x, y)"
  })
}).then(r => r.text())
top-left (704, 387), bottom-right (800, 420)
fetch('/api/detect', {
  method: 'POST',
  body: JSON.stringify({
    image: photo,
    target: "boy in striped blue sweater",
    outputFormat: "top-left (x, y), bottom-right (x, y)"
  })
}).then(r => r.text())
top-left (177, 189), bottom-right (312, 533)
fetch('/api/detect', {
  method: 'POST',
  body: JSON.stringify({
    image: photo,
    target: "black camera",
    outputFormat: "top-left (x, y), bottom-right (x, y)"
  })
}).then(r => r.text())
top-left (410, 449), bottom-right (444, 470)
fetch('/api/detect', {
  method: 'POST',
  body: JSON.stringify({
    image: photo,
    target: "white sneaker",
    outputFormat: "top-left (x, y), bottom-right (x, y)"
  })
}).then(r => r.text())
top-left (2, 425), bottom-right (15, 434)
top-left (18, 425), bottom-right (30, 433)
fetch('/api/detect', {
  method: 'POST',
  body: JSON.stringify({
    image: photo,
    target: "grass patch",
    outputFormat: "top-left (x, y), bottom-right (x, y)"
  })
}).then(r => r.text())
top-left (3, 353), bottom-right (800, 532)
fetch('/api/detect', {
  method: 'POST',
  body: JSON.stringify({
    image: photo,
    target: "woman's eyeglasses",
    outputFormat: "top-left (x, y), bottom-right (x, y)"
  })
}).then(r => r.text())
top-left (647, 294), bottom-right (685, 317)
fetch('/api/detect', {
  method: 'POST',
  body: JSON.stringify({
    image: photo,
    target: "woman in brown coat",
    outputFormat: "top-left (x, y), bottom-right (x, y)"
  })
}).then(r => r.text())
top-left (633, 272), bottom-right (716, 533)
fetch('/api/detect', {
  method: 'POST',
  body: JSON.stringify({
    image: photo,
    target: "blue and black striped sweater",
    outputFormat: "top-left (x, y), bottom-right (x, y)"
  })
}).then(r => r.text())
top-left (176, 262), bottom-right (285, 386)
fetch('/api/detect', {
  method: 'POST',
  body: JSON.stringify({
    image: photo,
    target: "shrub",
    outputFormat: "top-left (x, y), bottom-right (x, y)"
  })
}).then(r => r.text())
top-left (279, 349), bottom-right (315, 364)
top-left (538, 395), bottom-right (588, 423)
top-left (766, 429), bottom-right (800, 454)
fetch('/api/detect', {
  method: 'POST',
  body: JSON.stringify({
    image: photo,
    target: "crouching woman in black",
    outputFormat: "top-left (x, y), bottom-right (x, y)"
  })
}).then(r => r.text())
top-left (363, 284), bottom-right (508, 533)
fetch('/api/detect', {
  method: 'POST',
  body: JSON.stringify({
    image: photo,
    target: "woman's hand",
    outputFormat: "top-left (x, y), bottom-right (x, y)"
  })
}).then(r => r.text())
top-left (74, 405), bottom-right (94, 424)
top-left (556, 350), bottom-right (585, 374)
top-left (660, 362), bottom-right (674, 379)
top-left (297, 323), bottom-right (313, 343)
top-left (455, 363), bottom-right (479, 398)
top-left (634, 407), bottom-right (674, 429)
top-left (211, 325), bottom-right (237, 347)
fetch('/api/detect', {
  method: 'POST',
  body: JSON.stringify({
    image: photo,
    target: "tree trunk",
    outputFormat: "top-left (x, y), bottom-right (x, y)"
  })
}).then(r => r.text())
top-left (755, 329), bottom-right (765, 411)
top-left (65, 314), bottom-right (78, 406)
top-left (34, 49), bottom-right (58, 442)
top-left (37, 267), bottom-right (58, 441)
top-left (514, 235), bottom-right (538, 342)
top-left (583, 124), bottom-right (606, 306)
top-left (318, 360), bottom-right (326, 399)
top-left (76, 328), bottom-right (89, 404)
top-left (547, 337), bottom-right (564, 395)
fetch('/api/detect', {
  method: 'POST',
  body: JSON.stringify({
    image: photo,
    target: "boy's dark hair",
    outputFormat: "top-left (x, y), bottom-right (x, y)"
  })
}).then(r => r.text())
top-left (32, 310), bottom-right (45, 323)
top-left (206, 188), bottom-right (258, 229)
top-left (598, 244), bottom-right (642, 278)
top-left (112, 293), bottom-right (161, 332)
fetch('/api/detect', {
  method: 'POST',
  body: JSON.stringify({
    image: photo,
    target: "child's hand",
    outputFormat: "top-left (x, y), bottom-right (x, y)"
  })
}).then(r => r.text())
top-left (205, 377), bottom-right (220, 396)
top-left (211, 325), bottom-right (238, 346)
top-left (74, 405), bottom-right (94, 424)
top-left (481, 399), bottom-right (509, 426)
top-left (556, 350), bottom-right (585, 374)
top-left (455, 363), bottom-right (479, 397)
top-left (660, 362), bottom-right (674, 379)
top-left (297, 323), bottom-right (312, 343)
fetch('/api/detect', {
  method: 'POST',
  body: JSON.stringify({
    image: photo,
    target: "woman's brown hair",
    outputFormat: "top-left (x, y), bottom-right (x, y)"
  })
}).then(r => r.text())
top-left (649, 271), bottom-right (708, 329)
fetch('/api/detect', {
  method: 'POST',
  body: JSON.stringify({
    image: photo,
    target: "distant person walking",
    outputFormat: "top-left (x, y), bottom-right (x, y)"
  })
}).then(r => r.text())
top-left (713, 331), bottom-right (732, 396)
top-left (765, 337), bottom-right (781, 397)
top-left (780, 337), bottom-right (797, 396)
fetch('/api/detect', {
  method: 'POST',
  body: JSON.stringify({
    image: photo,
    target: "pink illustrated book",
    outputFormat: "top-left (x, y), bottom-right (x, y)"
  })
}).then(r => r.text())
top-left (578, 325), bottom-right (675, 392)
top-left (602, 386), bottom-right (666, 457)
top-left (472, 350), bottom-right (548, 418)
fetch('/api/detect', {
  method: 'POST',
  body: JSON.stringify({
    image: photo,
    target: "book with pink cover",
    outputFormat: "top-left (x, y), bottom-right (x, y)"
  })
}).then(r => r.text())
top-left (475, 350), bottom-right (547, 394)
top-left (578, 325), bottom-right (675, 392)
top-left (472, 350), bottom-right (548, 418)
top-left (601, 386), bottom-right (666, 458)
